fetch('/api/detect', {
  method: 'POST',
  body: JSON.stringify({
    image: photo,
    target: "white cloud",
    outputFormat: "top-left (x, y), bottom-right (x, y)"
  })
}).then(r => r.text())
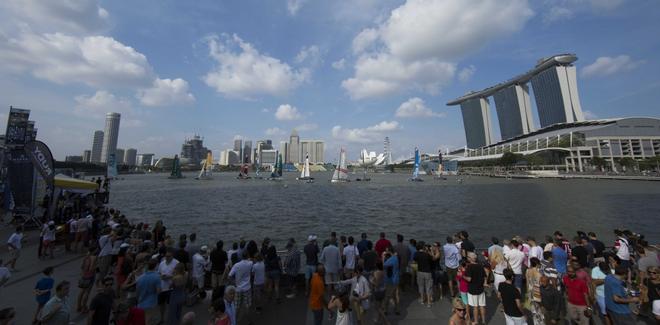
top-left (0, 0), bottom-right (109, 35)
top-left (343, 0), bottom-right (533, 99)
top-left (458, 65), bottom-right (476, 83)
top-left (0, 32), bottom-right (153, 88)
top-left (583, 110), bottom-right (597, 119)
top-left (74, 90), bottom-right (131, 116)
top-left (275, 104), bottom-right (303, 121)
top-left (331, 121), bottom-right (401, 143)
top-left (581, 55), bottom-right (643, 78)
top-left (543, 6), bottom-right (574, 23)
top-left (265, 127), bottom-right (286, 136)
top-left (395, 97), bottom-right (445, 118)
top-left (287, 0), bottom-right (308, 15)
top-left (296, 123), bottom-right (318, 131)
top-left (137, 78), bottom-right (195, 107)
top-left (203, 34), bottom-right (309, 99)
top-left (332, 59), bottom-right (346, 70)
top-left (295, 45), bottom-right (322, 67)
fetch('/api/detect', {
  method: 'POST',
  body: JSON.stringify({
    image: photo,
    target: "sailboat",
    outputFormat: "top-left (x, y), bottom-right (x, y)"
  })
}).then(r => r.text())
top-left (331, 148), bottom-right (350, 183)
top-left (355, 150), bottom-right (371, 182)
top-left (168, 155), bottom-right (185, 179)
top-left (195, 152), bottom-right (213, 180)
top-left (267, 152), bottom-right (284, 181)
top-left (409, 147), bottom-right (424, 182)
top-left (296, 153), bottom-right (314, 183)
top-left (237, 164), bottom-right (251, 180)
top-left (253, 153), bottom-right (264, 180)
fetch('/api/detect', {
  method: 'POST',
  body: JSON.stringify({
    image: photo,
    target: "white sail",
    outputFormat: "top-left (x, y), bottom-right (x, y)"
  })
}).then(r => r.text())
top-left (332, 149), bottom-right (348, 181)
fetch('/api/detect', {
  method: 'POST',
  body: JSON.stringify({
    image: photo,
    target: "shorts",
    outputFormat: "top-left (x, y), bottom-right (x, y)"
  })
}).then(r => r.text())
top-left (324, 272), bottom-right (338, 284)
top-left (446, 267), bottom-right (457, 282)
top-left (195, 275), bottom-right (205, 289)
top-left (8, 249), bottom-right (20, 260)
top-left (417, 271), bottom-right (432, 295)
top-left (158, 290), bottom-right (171, 305)
top-left (267, 270), bottom-right (281, 281)
top-left (505, 314), bottom-right (528, 325)
top-left (97, 255), bottom-right (112, 276)
top-left (460, 292), bottom-right (468, 305)
top-left (236, 289), bottom-right (252, 308)
top-left (595, 295), bottom-right (606, 315)
top-left (467, 293), bottom-right (486, 307)
top-left (653, 300), bottom-right (660, 317)
top-left (305, 265), bottom-right (316, 280)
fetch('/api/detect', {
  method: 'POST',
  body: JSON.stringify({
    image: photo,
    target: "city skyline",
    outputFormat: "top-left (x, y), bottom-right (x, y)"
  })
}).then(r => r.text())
top-left (0, 1), bottom-right (658, 161)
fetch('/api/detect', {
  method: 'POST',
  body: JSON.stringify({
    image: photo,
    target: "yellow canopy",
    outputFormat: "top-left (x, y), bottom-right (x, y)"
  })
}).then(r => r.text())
top-left (54, 174), bottom-right (98, 192)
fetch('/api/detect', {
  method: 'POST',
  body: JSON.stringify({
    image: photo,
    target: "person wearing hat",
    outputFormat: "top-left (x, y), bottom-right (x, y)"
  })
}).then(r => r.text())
top-left (192, 245), bottom-right (210, 292)
top-left (304, 235), bottom-right (320, 296)
top-left (449, 297), bottom-right (468, 325)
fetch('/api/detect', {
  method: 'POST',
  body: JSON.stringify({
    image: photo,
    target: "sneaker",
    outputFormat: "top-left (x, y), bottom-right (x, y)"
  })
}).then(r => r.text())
top-left (285, 293), bottom-right (296, 299)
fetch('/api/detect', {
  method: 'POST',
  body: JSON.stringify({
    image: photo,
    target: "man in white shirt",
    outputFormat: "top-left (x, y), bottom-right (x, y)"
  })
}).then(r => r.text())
top-left (527, 237), bottom-right (544, 266)
top-left (443, 236), bottom-right (460, 298)
top-left (504, 240), bottom-right (525, 292)
top-left (5, 226), bottom-right (24, 270)
top-left (343, 237), bottom-right (359, 278)
top-left (228, 251), bottom-right (254, 324)
top-left (97, 228), bottom-right (114, 281)
top-left (158, 249), bottom-right (179, 323)
top-left (192, 246), bottom-right (210, 290)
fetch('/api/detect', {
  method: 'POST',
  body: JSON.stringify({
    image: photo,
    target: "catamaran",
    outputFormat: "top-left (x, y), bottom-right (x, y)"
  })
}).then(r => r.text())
top-left (355, 150), bottom-right (371, 182)
top-left (331, 148), bottom-right (350, 183)
top-left (409, 147), bottom-right (424, 182)
top-left (296, 153), bottom-right (314, 183)
top-left (168, 155), bottom-right (185, 179)
top-left (267, 152), bottom-right (284, 181)
top-left (237, 164), bottom-right (251, 180)
top-left (195, 152), bottom-right (213, 180)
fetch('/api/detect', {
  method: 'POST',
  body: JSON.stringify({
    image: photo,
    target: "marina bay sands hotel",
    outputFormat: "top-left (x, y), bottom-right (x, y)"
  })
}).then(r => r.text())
top-left (448, 54), bottom-right (583, 148)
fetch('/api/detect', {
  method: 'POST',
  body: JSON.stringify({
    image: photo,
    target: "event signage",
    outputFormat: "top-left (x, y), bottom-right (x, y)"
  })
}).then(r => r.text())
top-left (6, 149), bottom-right (34, 214)
top-left (24, 141), bottom-right (55, 187)
top-left (4, 107), bottom-right (30, 146)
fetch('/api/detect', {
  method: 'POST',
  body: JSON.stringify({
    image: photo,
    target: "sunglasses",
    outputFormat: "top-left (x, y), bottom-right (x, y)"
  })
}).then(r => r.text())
top-left (649, 271), bottom-right (657, 275)
top-left (456, 308), bottom-right (466, 312)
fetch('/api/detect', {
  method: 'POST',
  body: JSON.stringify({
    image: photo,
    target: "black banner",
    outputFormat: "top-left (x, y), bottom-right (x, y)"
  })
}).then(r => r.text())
top-left (4, 107), bottom-right (30, 146)
top-left (24, 141), bottom-right (55, 187)
top-left (6, 149), bottom-right (34, 214)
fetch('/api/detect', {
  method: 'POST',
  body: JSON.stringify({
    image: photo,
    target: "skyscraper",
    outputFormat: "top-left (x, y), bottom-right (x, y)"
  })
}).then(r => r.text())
top-left (288, 130), bottom-right (300, 164)
top-left (280, 141), bottom-right (289, 164)
top-left (531, 64), bottom-right (584, 127)
top-left (83, 150), bottom-right (91, 163)
top-left (100, 112), bottom-right (121, 163)
top-left (243, 140), bottom-right (252, 164)
top-left (384, 137), bottom-right (392, 165)
top-left (91, 130), bottom-right (104, 163)
top-left (493, 84), bottom-right (534, 140)
top-left (125, 148), bottom-right (137, 166)
top-left (459, 98), bottom-right (494, 148)
top-left (115, 148), bottom-right (125, 165)
top-left (233, 138), bottom-right (243, 163)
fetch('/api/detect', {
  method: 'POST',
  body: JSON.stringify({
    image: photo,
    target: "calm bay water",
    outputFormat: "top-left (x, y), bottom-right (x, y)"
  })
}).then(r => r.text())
top-left (110, 172), bottom-right (660, 248)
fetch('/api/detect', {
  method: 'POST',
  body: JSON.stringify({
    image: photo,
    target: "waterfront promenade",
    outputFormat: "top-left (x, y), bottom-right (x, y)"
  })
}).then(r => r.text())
top-left (0, 226), bottom-right (509, 324)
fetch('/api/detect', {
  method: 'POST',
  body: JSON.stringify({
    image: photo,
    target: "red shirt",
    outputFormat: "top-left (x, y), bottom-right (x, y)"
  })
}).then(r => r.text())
top-left (374, 239), bottom-right (391, 257)
top-left (563, 275), bottom-right (588, 306)
top-left (116, 307), bottom-right (145, 325)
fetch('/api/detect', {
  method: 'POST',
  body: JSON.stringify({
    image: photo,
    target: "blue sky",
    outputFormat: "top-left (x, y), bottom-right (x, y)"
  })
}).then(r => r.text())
top-left (0, 0), bottom-right (658, 161)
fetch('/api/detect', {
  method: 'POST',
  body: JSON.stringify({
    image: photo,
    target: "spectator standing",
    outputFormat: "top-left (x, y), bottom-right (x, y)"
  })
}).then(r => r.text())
top-left (605, 265), bottom-right (639, 325)
top-left (505, 240), bottom-right (525, 291)
top-left (304, 235), bottom-right (320, 296)
top-left (464, 252), bottom-right (487, 325)
top-left (374, 233), bottom-right (391, 257)
top-left (87, 277), bottom-right (115, 325)
top-left (356, 233), bottom-right (372, 257)
top-left (210, 241), bottom-right (228, 288)
top-left (443, 236), bottom-right (460, 298)
top-left (539, 275), bottom-right (562, 325)
top-left (320, 242), bottom-right (341, 291)
top-left (39, 281), bottom-right (71, 325)
top-left (563, 264), bottom-right (591, 325)
top-left (498, 268), bottom-right (527, 325)
top-left (308, 264), bottom-right (328, 325)
top-left (5, 226), bottom-right (24, 270)
top-left (136, 259), bottom-right (161, 325)
top-left (343, 236), bottom-right (359, 279)
top-left (283, 238), bottom-right (301, 298)
top-left (228, 251), bottom-right (254, 324)
top-left (33, 267), bottom-right (55, 324)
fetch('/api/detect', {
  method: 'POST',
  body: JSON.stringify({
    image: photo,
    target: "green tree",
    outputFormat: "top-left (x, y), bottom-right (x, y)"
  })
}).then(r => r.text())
top-left (525, 154), bottom-right (544, 168)
top-left (591, 157), bottom-right (607, 171)
top-left (618, 157), bottom-right (636, 172)
top-left (500, 152), bottom-right (522, 169)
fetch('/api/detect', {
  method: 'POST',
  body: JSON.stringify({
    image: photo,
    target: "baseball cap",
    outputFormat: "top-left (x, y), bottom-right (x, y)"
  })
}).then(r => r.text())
top-left (308, 235), bottom-right (317, 241)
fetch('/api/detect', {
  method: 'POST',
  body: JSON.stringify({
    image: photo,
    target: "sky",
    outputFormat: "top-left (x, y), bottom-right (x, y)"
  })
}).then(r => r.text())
top-left (0, 0), bottom-right (659, 162)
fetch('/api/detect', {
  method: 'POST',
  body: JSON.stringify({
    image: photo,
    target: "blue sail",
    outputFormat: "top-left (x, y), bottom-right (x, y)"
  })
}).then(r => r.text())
top-left (413, 148), bottom-right (420, 179)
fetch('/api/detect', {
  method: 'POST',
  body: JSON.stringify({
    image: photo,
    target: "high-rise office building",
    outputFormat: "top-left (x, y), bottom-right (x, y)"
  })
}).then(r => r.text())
top-left (136, 153), bottom-right (154, 166)
top-left (100, 112), bottom-right (121, 163)
top-left (243, 140), bottom-right (252, 164)
top-left (180, 135), bottom-right (209, 166)
top-left (91, 130), bottom-right (104, 163)
top-left (460, 98), bottom-right (494, 148)
top-left (531, 64), bottom-right (584, 127)
top-left (125, 148), bottom-right (137, 166)
top-left (300, 140), bottom-right (324, 163)
top-left (288, 130), bottom-right (300, 164)
top-left (115, 148), bottom-right (125, 165)
top-left (493, 84), bottom-right (534, 140)
top-left (260, 149), bottom-right (277, 165)
top-left (280, 141), bottom-right (289, 164)
top-left (233, 138), bottom-right (243, 163)
top-left (83, 150), bottom-right (91, 163)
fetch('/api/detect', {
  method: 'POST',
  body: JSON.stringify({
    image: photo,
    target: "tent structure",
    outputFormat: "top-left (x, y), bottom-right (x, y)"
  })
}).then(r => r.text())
top-left (54, 174), bottom-right (98, 194)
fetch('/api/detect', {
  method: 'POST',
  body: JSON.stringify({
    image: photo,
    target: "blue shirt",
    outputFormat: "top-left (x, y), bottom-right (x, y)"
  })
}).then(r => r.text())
top-left (225, 300), bottom-right (236, 325)
top-left (35, 277), bottom-right (54, 305)
top-left (356, 239), bottom-right (372, 256)
top-left (552, 247), bottom-right (568, 274)
top-left (384, 255), bottom-right (400, 285)
top-left (604, 274), bottom-right (630, 314)
top-left (443, 244), bottom-right (460, 269)
top-left (136, 271), bottom-right (160, 309)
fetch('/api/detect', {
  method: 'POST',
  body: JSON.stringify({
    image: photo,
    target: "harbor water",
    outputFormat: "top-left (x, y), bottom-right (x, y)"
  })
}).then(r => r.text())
top-left (110, 172), bottom-right (660, 248)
